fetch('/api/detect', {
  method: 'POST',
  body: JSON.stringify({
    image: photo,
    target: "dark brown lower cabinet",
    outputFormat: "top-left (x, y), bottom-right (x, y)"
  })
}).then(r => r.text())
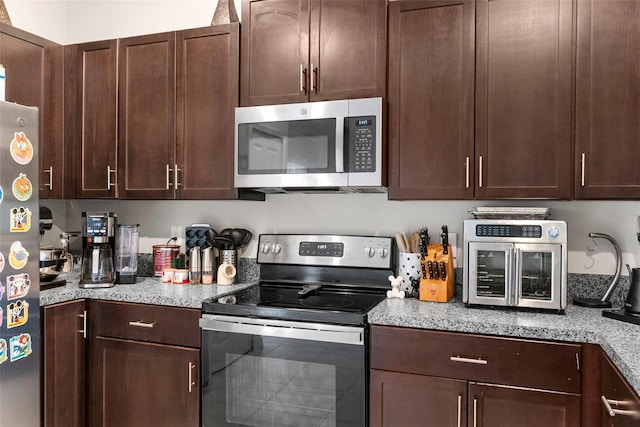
top-left (600, 351), bottom-right (640, 427)
top-left (89, 337), bottom-right (199, 427)
top-left (469, 382), bottom-right (580, 426)
top-left (370, 369), bottom-right (467, 427)
top-left (370, 325), bottom-right (582, 426)
top-left (43, 300), bottom-right (86, 427)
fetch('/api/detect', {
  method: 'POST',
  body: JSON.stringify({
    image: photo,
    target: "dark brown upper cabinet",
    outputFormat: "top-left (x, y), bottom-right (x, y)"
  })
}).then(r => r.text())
top-left (176, 25), bottom-right (239, 200)
top-left (117, 24), bottom-right (239, 200)
top-left (0, 24), bottom-right (64, 199)
top-left (387, 0), bottom-right (475, 200)
top-left (389, 0), bottom-right (573, 200)
top-left (240, 0), bottom-right (386, 106)
top-left (474, 0), bottom-right (573, 199)
top-left (118, 32), bottom-right (176, 199)
top-left (575, 0), bottom-right (640, 199)
top-left (64, 40), bottom-right (118, 198)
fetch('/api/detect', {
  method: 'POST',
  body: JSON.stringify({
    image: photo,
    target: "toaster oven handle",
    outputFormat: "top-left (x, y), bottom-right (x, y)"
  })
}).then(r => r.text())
top-left (512, 247), bottom-right (521, 306)
top-left (199, 314), bottom-right (364, 346)
top-left (336, 117), bottom-right (345, 173)
top-left (507, 247), bottom-right (514, 305)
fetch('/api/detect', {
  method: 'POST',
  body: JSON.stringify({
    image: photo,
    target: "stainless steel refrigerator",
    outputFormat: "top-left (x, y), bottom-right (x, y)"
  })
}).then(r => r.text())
top-left (0, 101), bottom-right (40, 426)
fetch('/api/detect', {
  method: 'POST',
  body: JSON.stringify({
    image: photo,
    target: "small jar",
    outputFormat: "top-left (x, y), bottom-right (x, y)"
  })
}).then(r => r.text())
top-left (172, 269), bottom-right (189, 284)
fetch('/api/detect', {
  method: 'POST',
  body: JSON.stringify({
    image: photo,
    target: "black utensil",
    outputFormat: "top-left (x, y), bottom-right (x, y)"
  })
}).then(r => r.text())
top-left (237, 229), bottom-right (253, 249)
top-left (419, 227), bottom-right (429, 258)
top-left (427, 260), bottom-right (434, 280)
top-left (440, 261), bottom-right (447, 281)
top-left (433, 261), bottom-right (440, 280)
top-left (213, 236), bottom-right (236, 250)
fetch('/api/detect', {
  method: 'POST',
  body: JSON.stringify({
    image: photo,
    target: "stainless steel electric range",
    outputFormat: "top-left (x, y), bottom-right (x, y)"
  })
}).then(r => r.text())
top-left (200, 234), bottom-right (396, 427)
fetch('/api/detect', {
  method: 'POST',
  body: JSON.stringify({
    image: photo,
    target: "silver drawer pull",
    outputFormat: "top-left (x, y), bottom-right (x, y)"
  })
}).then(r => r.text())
top-left (188, 362), bottom-right (197, 393)
top-left (129, 320), bottom-right (155, 328)
top-left (450, 355), bottom-right (488, 365)
top-left (601, 395), bottom-right (637, 417)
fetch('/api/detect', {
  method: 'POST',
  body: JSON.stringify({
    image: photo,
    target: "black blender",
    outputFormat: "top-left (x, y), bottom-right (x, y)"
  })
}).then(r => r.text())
top-left (80, 212), bottom-right (117, 288)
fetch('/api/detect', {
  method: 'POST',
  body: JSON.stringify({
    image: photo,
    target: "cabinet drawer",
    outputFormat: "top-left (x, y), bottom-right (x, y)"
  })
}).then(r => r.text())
top-left (601, 352), bottom-right (640, 425)
top-left (371, 326), bottom-right (581, 393)
top-left (91, 300), bottom-right (200, 348)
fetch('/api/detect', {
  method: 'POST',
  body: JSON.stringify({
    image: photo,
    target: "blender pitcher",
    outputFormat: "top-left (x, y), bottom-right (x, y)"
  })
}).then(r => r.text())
top-left (115, 224), bottom-right (140, 284)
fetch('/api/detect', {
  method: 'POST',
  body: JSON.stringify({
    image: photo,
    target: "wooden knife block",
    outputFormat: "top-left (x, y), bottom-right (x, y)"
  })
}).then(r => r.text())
top-left (419, 244), bottom-right (455, 302)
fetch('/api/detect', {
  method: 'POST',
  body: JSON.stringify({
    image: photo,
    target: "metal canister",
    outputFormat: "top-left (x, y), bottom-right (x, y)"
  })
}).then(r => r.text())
top-left (189, 246), bottom-right (201, 284)
top-left (153, 244), bottom-right (180, 277)
top-left (201, 247), bottom-right (215, 284)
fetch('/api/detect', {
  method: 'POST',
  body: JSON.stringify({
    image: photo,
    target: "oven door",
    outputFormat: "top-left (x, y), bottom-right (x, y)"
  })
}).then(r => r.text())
top-left (514, 243), bottom-right (564, 310)
top-left (467, 242), bottom-right (513, 306)
top-left (235, 101), bottom-right (348, 189)
top-left (200, 314), bottom-right (366, 427)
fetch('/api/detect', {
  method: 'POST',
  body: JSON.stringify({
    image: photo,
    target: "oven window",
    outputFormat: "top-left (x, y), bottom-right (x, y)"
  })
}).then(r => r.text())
top-left (520, 251), bottom-right (553, 300)
top-left (201, 331), bottom-right (365, 427)
top-left (475, 249), bottom-right (507, 298)
top-left (237, 119), bottom-right (337, 175)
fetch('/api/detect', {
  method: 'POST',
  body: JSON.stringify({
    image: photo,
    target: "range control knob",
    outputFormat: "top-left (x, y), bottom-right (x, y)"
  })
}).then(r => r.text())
top-left (378, 247), bottom-right (388, 258)
top-left (548, 227), bottom-right (560, 238)
top-left (364, 247), bottom-right (375, 258)
top-left (261, 243), bottom-right (271, 254)
top-left (273, 244), bottom-right (282, 254)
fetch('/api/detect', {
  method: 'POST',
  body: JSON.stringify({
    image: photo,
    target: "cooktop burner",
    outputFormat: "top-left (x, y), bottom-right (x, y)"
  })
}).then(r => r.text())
top-left (202, 283), bottom-right (387, 325)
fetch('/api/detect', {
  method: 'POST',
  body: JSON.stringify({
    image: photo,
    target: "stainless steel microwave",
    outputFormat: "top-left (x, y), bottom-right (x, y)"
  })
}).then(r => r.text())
top-left (234, 97), bottom-right (385, 193)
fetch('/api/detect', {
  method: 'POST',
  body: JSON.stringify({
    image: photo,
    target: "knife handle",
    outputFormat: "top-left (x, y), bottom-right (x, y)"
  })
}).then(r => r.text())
top-left (440, 261), bottom-right (447, 281)
top-left (433, 261), bottom-right (440, 280)
top-left (427, 261), bottom-right (434, 280)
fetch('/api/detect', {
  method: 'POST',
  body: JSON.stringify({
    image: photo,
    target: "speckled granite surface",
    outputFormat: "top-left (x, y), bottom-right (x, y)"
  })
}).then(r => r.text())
top-left (40, 272), bottom-right (257, 309)
top-left (368, 297), bottom-right (640, 396)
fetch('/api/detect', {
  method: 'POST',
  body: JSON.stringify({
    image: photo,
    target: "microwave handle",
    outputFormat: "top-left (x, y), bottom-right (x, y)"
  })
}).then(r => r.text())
top-left (506, 247), bottom-right (514, 305)
top-left (336, 117), bottom-right (345, 173)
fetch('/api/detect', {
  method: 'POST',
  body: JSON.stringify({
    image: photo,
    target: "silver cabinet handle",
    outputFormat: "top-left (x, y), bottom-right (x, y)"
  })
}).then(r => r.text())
top-left (300, 64), bottom-right (306, 93)
top-left (188, 362), bottom-right (197, 393)
top-left (78, 310), bottom-right (87, 339)
top-left (174, 163), bottom-right (181, 189)
top-left (457, 395), bottom-right (462, 427)
top-left (128, 320), bottom-right (155, 328)
top-left (473, 398), bottom-right (478, 427)
top-left (311, 63), bottom-right (317, 92)
top-left (166, 164), bottom-right (173, 190)
top-left (450, 355), bottom-right (488, 365)
top-left (478, 155), bottom-right (483, 188)
top-left (465, 157), bottom-right (470, 189)
top-left (580, 152), bottom-right (586, 187)
top-left (44, 166), bottom-right (53, 189)
top-left (601, 395), bottom-right (637, 417)
top-left (107, 165), bottom-right (116, 189)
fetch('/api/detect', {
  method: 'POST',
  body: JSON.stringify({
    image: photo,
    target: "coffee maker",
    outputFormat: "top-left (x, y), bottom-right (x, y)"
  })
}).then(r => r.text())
top-left (80, 212), bottom-right (117, 288)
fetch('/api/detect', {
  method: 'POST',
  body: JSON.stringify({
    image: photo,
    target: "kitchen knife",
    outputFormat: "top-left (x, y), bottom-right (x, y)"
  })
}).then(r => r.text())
top-left (433, 260), bottom-right (440, 280)
top-left (420, 227), bottom-right (429, 257)
top-left (427, 260), bottom-right (434, 280)
top-left (441, 225), bottom-right (449, 255)
top-left (440, 261), bottom-right (447, 281)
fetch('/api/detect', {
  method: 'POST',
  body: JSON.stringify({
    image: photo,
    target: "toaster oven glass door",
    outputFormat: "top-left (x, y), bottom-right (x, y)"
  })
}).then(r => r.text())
top-left (515, 243), bottom-right (563, 309)
top-left (467, 242), bottom-right (512, 306)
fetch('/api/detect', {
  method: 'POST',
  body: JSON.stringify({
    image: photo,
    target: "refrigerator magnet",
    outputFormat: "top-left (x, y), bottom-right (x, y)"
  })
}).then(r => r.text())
top-left (7, 300), bottom-right (28, 328)
top-left (11, 173), bottom-right (32, 202)
top-left (7, 273), bottom-right (29, 300)
top-left (9, 206), bottom-right (31, 232)
top-left (9, 132), bottom-right (34, 165)
top-left (8, 241), bottom-right (28, 270)
top-left (9, 333), bottom-right (31, 362)
top-left (0, 339), bottom-right (7, 365)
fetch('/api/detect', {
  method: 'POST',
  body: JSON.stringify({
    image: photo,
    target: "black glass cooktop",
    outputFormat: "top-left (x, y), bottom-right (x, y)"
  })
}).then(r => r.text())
top-left (202, 283), bottom-right (387, 326)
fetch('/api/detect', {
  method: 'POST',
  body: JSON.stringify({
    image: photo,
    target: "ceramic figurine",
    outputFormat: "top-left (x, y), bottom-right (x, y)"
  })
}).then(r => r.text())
top-left (386, 275), bottom-right (405, 299)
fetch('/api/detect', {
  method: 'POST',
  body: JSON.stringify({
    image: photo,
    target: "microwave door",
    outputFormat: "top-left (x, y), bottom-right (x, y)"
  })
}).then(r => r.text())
top-left (514, 243), bottom-right (564, 310)
top-left (468, 242), bottom-right (512, 306)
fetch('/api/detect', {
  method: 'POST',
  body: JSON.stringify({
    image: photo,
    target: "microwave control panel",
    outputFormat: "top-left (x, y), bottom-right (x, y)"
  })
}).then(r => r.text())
top-left (345, 116), bottom-right (376, 172)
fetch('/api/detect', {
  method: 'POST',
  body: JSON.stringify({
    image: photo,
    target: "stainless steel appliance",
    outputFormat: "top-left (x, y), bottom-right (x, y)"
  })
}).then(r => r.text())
top-left (463, 219), bottom-right (568, 312)
top-left (115, 223), bottom-right (139, 284)
top-left (200, 234), bottom-right (396, 426)
top-left (0, 101), bottom-right (40, 426)
top-left (234, 97), bottom-right (385, 193)
top-left (80, 212), bottom-right (116, 288)
top-left (603, 268), bottom-right (640, 325)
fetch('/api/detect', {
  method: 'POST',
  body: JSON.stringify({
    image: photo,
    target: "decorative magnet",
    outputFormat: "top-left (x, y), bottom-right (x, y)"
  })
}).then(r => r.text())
top-left (11, 173), bottom-right (32, 202)
top-left (8, 241), bottom-right (28, 270)
top-left (0, 339), bottom-right (7, 365)
top-left (7, 273), bottom-right (30, 300)
top-left (9, 206), bottom-right (31, 232)
top-left (9, 131), bottom-right (34, 165)
top-left (9, 333), bottom-right (32, 362)
top-left (0, 251), bottom-right (5, 274)
top-left (7, 300), bottom-right (28, 328)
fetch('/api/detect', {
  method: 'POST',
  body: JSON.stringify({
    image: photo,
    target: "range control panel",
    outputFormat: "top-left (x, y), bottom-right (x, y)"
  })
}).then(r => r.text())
top-left (257, 234), bottom-right (394, 269)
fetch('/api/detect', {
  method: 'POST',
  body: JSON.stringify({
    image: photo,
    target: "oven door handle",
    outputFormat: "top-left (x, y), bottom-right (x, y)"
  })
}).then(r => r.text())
top-left (199, 314), bottom-right (364, 345)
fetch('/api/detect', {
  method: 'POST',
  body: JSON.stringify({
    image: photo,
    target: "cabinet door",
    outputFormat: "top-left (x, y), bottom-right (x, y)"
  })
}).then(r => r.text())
top-left (309, 0), bottom-right (386, 102)
top-left (370, 369), bottom-right (467, 427)
top-left (601, 352), bottom-right (640, 427)
top-left (64, 40), bottom-right (118, 198)
top-left (43, 300), bottom-right (86, 427)
top-left (0, 25), bottom-right (64, 199)
top-left (240, 0), bottom-right (310, 106)
top-left (475, 0), bottom-right (572, 199)
top-left (575, 0), bottom-right (640, 199)
top-left (118, 32), bottom-right (176, 199)
top-left (387, 0), bottom-right (475, 200)
top-left (176, 25), bottom-right (238, 199)
top-left (469, 382), bottom-right (581, 427)
top-left (88, 336), bottom-right (199, 427)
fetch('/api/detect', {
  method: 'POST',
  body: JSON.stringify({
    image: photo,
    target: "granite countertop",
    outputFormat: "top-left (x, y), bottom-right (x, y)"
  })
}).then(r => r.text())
top-left (40, 271), bottom-right (257, 309)
top-left (368, 297), bottom-right (640, 396)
